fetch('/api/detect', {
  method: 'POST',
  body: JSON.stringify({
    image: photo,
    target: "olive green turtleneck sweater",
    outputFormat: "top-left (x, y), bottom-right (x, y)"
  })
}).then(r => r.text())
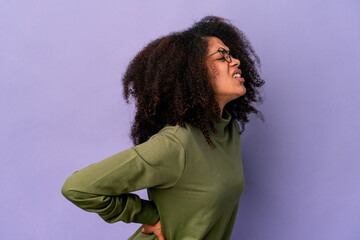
top-left (62, 109), bottom-right (245, 240)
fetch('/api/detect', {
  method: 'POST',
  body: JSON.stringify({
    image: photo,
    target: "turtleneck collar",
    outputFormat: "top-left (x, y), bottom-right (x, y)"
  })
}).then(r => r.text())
top-left (210, 108), bottom-right (232, 138)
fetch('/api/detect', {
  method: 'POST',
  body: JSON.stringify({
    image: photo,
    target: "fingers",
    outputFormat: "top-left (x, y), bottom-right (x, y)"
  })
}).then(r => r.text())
top-left (141, 226), bottom-right (152, 235)
top-left (141, 221), bottom-right (165, 239)
top-left (154, 228), bottom-right (165, 240)
top-left (141, 225), bottom-right (161, 235)
top-left (141, 228), bottom-right (153, 234)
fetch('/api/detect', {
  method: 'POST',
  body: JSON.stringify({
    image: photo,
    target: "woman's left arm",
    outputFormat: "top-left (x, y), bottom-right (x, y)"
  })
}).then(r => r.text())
top-left (61, 132), bottom-right (185, 225)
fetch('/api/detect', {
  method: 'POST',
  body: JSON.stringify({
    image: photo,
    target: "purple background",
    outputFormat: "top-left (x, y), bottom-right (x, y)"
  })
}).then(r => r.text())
top-left (1, 0), bottom-right (359, 239)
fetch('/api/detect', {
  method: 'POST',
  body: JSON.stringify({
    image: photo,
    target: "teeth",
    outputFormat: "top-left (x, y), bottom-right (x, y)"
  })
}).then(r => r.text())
top-left (232, 73), bottom-right (241, 78)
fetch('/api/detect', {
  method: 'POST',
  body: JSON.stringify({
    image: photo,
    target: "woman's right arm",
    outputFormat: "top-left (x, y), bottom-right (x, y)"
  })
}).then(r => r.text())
top-left (61, 132), bottom-right (185, 225)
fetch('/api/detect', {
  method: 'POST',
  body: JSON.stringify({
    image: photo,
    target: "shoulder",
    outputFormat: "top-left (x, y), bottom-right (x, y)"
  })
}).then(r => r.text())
top-left (131, 126), bottom-right (187, 180)
top-left (156, 123), bottom-right (201, 147)
top-left (133, 127), bottom-right (185, 159)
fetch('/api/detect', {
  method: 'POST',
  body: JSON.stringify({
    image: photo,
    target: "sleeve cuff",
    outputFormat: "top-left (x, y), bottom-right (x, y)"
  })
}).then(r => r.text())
top-left (136, 199), bottom-right (160, 225)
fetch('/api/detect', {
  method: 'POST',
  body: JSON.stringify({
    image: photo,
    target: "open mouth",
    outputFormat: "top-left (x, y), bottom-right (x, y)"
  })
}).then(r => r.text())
top-left (232, 69), bottom-right (242, 78)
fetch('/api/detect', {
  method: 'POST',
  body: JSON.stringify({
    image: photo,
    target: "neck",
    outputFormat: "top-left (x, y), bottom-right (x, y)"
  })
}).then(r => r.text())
top-left (216, 100), bottom-right (226, 118)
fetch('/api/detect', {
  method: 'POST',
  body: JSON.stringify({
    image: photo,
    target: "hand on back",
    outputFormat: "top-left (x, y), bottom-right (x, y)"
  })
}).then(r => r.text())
top-left (141, 220), bottom-right (165, 240)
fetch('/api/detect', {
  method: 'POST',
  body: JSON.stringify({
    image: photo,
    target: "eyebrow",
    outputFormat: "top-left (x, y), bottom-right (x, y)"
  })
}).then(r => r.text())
top-left (218, 46), bottom-right (230, 51)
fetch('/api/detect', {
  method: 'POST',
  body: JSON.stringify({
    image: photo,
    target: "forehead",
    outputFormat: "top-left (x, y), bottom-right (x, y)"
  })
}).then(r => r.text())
top-left (207, 36), bottom-right (229, 53)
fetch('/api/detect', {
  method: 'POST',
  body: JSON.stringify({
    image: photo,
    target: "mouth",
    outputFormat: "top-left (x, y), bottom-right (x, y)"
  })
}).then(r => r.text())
top-left (232, 69), bottom-right (245, 82)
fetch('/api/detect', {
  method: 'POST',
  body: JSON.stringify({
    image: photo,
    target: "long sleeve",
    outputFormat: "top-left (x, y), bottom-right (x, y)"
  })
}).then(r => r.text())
top-left (61, 132), bottom-right (186, 225)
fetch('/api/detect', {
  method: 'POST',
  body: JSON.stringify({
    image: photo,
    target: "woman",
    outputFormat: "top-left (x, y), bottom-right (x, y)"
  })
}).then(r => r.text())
top-left (62, 16), bottom-right (264, 240)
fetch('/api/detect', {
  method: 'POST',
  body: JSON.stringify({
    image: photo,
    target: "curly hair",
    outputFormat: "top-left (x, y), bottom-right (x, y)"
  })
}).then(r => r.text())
top-left (122, 16), bottom-right (265, 149)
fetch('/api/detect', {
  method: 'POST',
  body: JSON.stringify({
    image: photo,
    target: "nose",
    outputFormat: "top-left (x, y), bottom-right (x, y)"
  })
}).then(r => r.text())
top-left (230, 57), bottom-right (240, 67)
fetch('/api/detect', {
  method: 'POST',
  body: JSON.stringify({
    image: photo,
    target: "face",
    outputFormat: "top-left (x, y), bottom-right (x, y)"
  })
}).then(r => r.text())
top-left (206, 37), bottom-right (246, 107)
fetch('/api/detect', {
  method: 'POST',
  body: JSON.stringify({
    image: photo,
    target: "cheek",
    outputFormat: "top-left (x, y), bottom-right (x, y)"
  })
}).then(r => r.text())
top-left (208, 61), bottom-right (220, 77)
top-left (206, 62), bottom-right (219, 91)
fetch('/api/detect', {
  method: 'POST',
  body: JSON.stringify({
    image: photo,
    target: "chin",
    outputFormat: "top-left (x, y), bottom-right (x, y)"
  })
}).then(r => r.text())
top-left (237, 87), bottom-right (246, 97)
top-left (229, 91), bottom-right (246, 102)
top-left (241, 89), bottom-right (247, 96)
